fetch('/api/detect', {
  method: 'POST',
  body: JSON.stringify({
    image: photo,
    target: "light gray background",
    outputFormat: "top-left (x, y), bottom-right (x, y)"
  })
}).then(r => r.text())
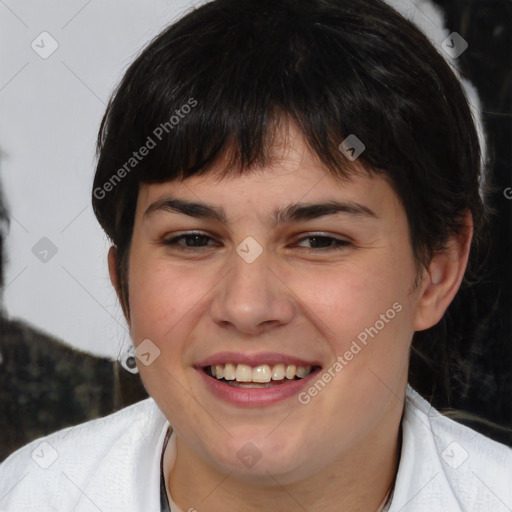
top-left (0, 0), bottom-right (472, 359)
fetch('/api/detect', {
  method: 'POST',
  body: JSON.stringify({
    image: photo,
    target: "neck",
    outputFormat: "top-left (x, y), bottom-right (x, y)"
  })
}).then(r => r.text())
top-left (166, 407), bottom-right (403, 512)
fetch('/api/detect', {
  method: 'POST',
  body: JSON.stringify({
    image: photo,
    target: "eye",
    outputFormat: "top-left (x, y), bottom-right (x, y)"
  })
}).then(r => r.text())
top-left (162, 232), bottom-right (218, 251)
top-left (294, 234), bottom-right (351, 251)
top-left (161, 232), bottom-right (352, 253)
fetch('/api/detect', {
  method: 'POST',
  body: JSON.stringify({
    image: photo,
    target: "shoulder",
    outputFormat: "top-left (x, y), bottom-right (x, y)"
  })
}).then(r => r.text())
top-left (0, 398), bottom-right (168, 512)
top-left (391, 386), bottom-right (512, 512)
top-left (1, 397), bottom-right (160, 463)
top-left (405, 386), bottom-right (512, 469)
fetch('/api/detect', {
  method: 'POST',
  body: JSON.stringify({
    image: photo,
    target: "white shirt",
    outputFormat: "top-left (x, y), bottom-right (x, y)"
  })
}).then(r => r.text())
top-left (1, 385), bottom-right (511, 512)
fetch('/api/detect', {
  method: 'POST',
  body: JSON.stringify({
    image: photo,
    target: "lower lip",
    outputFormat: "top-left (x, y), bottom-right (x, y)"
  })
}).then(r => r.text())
top-left (196, 368), bottom-right (321, 407)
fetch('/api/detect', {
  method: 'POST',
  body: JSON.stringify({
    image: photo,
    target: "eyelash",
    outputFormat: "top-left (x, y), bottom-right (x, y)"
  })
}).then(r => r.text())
top-left (162, 231), bottom-right (351, 252)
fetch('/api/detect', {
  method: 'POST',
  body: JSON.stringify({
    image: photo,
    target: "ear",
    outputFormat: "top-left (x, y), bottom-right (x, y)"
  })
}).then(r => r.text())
top-left (413, 211), bottom-right (473, 331)
top-left (108, 246), bottom-right (130, 324)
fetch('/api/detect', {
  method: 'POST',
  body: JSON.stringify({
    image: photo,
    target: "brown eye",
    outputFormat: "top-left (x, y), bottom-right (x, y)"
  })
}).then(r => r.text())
top-left (295, 235), bottom-right (351, 251)
top-left (163, 232), bottom-right (218, 250)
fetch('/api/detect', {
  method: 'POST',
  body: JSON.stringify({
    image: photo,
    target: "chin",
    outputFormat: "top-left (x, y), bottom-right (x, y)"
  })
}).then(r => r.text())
top-left (205, 433), bottom-right (311, 481)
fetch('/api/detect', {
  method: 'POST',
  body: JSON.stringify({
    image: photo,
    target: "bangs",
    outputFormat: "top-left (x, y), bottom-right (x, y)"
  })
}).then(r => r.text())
top-left (95, 1), bottom-right (428, 192)
top-left (142, 108), bottom-right (369, 187)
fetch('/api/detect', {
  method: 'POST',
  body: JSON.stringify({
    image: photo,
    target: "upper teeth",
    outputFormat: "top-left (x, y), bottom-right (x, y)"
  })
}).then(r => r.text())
top-left (210, 363), bottom-right (313, 383)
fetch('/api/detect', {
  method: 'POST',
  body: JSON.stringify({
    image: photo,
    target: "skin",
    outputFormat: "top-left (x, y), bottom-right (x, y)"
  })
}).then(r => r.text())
top-left (109, 124), bottom-right (472, 512)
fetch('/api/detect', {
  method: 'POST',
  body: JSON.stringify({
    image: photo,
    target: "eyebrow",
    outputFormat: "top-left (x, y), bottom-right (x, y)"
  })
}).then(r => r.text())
top-left (144, 196), bottom-right (378, 225)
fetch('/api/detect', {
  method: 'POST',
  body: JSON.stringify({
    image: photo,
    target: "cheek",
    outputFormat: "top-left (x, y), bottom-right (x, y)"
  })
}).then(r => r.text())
top-left (127, 255), bottom-right (196, 343)
top-left (298, 259), bottom-right (415, 401)
top-left (294, 260), bottom-right (410, 335)
top-left (125, 255), bottom-right (204, 411)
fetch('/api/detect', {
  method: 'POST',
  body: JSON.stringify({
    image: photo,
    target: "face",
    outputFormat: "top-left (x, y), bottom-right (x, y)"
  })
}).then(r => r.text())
top-left (124, 127), bottom-right (426, 484)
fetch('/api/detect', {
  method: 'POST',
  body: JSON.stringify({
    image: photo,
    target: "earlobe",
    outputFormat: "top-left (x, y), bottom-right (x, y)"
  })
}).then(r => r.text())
top-left (413, 212), bottom-right (473, 331)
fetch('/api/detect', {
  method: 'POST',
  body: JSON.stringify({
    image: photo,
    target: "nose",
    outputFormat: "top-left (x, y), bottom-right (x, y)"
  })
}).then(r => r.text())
top-left (209, 247), bottom-right (295, 336)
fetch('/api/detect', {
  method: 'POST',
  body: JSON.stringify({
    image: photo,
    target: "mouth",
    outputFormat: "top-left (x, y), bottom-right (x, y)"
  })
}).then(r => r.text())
top-left (195, 352), bottom-right (323, 406)
top-left (203, 363), bottom-right (320, 388)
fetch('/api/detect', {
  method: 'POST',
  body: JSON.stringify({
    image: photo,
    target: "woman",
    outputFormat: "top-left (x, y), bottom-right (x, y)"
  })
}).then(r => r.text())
top-left (1, 0), bottom-right (511, 510)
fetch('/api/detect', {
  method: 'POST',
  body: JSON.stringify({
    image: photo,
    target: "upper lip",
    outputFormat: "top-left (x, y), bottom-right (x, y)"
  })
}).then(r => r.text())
top-left (196, 351), bottom-right (322, 368)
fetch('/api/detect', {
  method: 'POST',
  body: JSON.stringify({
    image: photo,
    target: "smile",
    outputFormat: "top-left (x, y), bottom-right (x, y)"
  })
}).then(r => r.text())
top-left (206, 363), bottom-right (316, 387)
top-left (196, 353), bottom-right (323, 406)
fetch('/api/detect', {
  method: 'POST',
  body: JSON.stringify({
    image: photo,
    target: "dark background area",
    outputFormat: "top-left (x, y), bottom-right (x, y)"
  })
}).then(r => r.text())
top-left (410, 0), bottom-right (512, 444)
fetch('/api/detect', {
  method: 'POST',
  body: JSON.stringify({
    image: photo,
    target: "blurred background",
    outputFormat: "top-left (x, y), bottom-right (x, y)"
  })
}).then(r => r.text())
top-left (0, 0), bottom-right (510, 460)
